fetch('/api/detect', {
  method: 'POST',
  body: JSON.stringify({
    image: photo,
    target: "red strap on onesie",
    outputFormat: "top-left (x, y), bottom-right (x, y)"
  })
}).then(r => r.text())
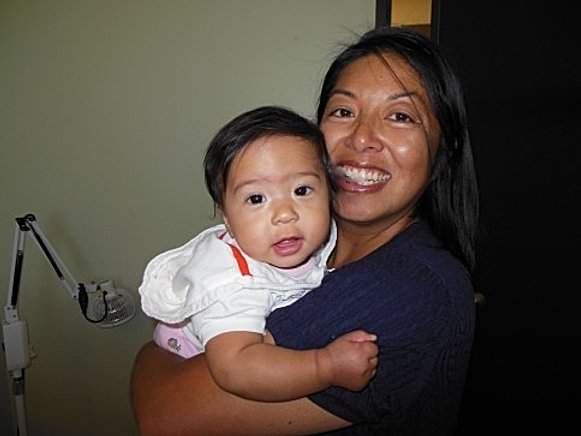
top-left (219, 231), bottom-right (252, 276)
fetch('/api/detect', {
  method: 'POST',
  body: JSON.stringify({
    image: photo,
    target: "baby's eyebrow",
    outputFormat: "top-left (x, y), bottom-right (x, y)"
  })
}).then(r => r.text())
top-left (231, 172), bottom-right (322, 194)
top-left (296, 171), bottom-right (322, 179)
top-left (230, 178), bottom-right (262, 195)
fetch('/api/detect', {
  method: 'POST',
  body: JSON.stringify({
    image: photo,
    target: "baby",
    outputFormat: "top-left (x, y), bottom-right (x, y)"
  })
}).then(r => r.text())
top-left (139, 106), bottom-right (378, 401)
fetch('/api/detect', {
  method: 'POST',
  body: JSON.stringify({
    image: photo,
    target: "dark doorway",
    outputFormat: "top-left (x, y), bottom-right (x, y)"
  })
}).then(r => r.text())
top-left (377, 0), bottom-right (580, 433)
top-left (433, 1), bottom-right (581, 434)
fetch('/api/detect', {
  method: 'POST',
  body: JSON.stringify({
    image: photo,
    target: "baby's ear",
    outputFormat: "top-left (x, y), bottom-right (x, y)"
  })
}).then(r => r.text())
top-left (221, 211), bottom-right (232, 235)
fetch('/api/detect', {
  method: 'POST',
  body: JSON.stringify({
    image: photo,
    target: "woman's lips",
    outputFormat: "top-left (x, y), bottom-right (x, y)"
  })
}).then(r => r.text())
top-left (273, 237), bottom-right (303, 256)
top-left (334, 164), bottom-right (391, 192)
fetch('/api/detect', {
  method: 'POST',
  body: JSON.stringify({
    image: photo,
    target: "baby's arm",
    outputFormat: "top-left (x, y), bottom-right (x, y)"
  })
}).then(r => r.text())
top-left (204, 329), bottom-right (378, 402)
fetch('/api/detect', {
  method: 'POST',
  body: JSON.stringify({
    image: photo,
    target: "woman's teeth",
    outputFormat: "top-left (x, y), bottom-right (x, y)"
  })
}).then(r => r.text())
top-left (336, 165), bottom-right (391, 186)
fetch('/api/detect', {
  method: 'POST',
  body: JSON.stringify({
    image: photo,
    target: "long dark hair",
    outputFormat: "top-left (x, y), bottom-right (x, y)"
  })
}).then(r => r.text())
top-left (317, 27), bottom-right (479, 272)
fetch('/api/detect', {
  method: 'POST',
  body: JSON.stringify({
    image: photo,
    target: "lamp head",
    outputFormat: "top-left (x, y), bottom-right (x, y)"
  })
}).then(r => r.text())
top-left (84, 280), bottom-right (136, 328)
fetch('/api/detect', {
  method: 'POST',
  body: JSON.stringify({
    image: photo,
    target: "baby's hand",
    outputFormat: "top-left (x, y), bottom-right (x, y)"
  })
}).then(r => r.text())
top-left (317, 330), bottom-right (379, 391)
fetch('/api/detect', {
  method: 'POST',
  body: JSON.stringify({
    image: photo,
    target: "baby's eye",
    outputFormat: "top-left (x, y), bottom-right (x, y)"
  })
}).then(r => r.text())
top-left (294, 186), bottom-right (313, 196)
top-left (246, 194), bottom-right (265, 205)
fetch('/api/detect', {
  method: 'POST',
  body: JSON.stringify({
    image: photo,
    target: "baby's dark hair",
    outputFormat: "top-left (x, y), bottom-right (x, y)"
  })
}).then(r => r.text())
top-left (204, 105), bottom-right (333, 207)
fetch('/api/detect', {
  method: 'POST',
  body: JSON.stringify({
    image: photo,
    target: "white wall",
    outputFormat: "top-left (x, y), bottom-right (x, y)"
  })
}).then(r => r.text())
top-left (0, 1), bottom-right (374, 434)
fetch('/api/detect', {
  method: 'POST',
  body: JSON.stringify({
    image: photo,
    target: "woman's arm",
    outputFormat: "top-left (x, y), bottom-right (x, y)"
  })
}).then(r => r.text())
top-left (130, 341), bottom-right (351, 436)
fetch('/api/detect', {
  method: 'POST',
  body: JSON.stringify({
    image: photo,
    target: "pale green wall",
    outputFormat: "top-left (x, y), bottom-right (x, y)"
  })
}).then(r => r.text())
top-left (0, 1), bottom-right (374, 434)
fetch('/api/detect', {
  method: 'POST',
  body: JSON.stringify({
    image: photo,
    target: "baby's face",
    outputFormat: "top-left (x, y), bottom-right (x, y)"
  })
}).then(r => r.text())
top-left (221, 134), bottom-right (331, 269)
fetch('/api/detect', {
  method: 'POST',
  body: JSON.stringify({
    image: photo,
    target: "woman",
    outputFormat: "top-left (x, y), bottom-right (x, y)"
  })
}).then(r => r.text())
top-left (130, 26), bottom-right (479, 435)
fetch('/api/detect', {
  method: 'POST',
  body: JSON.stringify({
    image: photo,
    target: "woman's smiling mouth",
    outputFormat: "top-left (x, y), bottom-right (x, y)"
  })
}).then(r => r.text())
top-left (334, 165), bottom-right (391, 187)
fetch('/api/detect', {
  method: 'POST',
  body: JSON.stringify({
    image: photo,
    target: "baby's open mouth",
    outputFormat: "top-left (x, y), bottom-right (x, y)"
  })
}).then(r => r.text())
top-left (273, 237), bottom-right (303, 256)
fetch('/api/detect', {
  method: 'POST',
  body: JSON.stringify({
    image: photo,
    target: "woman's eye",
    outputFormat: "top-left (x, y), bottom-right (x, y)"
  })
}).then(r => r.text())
top-left (329, 108), bottom-right (353, 118)
top-left (295, 186), bottom-right (312, 196)
top-left (246, 194), bottom-right (264, 205)
top-left (389, 111), bottom-right (416, 123)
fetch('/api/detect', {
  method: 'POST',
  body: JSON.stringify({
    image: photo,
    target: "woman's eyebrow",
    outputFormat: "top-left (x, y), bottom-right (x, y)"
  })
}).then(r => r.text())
top-left (388, 90), bottom-right (419, 101)
top-left (329, 89), bottom-right (419, 101)
top-left (391, 91), bottom-right (430, 114)
top-left (329, 88), bottom-right (355, 98)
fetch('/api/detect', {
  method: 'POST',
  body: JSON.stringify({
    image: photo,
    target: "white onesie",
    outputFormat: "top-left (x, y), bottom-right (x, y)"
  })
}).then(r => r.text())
top-left (139, 221), bottom-right (336, 353)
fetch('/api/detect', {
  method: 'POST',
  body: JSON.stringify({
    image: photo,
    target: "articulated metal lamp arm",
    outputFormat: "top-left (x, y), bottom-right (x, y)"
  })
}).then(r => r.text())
top-left (18, 214), bottom-right (82, 300)
top-left (2, 213), bottom-right (92, 374)
top-left (2, 213), bottom-right (135, 436)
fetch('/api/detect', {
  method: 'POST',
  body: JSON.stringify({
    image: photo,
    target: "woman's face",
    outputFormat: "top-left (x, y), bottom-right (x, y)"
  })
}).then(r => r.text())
top-left (320, 53), bottom-right (440, 230)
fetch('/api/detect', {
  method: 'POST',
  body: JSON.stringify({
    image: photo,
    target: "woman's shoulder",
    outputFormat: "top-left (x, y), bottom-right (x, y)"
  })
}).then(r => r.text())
top-left (336, 220), bottom-right (471, 292)
top-left (267, 221), bottom-right (474, 348)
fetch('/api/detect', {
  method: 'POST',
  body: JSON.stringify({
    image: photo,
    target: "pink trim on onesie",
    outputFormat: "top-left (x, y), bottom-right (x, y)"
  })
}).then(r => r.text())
top-left (152, 243), bottom-right (316, 359)
top-left (153, 322), bottom-right (202, 358)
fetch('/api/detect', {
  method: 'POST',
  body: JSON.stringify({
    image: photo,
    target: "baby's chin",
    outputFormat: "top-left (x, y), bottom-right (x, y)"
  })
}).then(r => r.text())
top-left (265, 254), bottom-right (310, 270)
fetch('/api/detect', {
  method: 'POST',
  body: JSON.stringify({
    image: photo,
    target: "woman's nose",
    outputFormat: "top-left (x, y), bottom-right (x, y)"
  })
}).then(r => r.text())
top-left (347, 118), bottom-right (383, 152)
top-left (272, 200), bottom-right (299, 225)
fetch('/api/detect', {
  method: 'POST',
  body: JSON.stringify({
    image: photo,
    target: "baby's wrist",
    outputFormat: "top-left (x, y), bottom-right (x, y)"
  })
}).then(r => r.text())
top-left (314, 347), bottom-right (334, 388)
